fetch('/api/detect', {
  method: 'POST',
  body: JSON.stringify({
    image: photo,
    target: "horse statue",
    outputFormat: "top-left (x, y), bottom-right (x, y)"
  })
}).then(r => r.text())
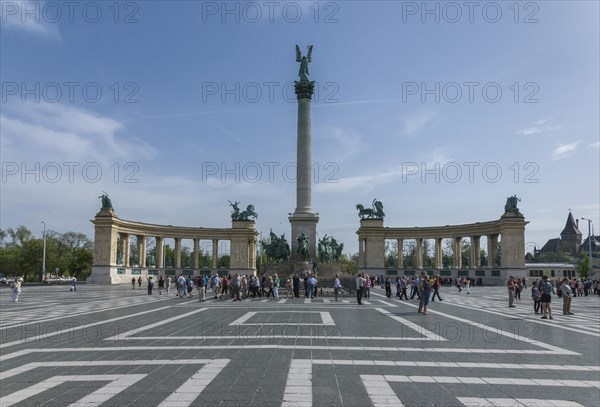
top-left (228, 200), bottom-right (241, 220)
top-left (238, 204), bottom-right (258, 221)
top-left (297, 232), bottom-right (310, 260)
top-left (356, 198), bottom-right (385, 219)
top-left (98, 192), bottom-right (113, 211)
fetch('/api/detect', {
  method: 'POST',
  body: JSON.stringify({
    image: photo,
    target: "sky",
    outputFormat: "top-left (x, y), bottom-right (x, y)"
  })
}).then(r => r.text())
top-left (1, 0), bottom-right (599, 257)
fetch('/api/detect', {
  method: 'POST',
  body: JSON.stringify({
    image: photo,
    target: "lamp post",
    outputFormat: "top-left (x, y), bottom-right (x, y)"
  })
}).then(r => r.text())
top-left (41, 221), bottom-right (47, 281)
top-left (581, 218), bottom-right (593, 272)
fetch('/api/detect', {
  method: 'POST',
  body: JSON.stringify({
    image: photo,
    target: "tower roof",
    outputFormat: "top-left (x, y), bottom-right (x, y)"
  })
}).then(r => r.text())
top-left (561, 212), bottom-right (582, 237)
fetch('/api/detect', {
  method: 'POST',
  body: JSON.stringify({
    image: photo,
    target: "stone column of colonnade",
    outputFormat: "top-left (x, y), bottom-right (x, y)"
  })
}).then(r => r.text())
top-left (193, 239), bottom-right (200, 269)
top-left (136, 235), bottom-right (146, 267)
top-left (212, 239), bottom-right (219, 270)
top-left (155, 237), bottom-right (164, 268)
top-left (416, 238), bottom-right (424, 269)
top-left (453, 237), bottom-right (462, 269)
top-left (174, 238), bottom-right (182, 268)
top-left (396, 239), bottom-right (404, 269)
top-left (435, 238), bottom-right (443, 269)
top-left (470, 236), bottom-right (481, 268)
top-left (488, 234), bottom-right (499, 267)
top-left (120, 233), bottom-right (130, 266)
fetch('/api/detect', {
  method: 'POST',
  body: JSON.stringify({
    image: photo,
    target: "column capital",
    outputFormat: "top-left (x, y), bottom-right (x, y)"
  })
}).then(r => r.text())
top-left (295, 80), bottom-right (315, 100)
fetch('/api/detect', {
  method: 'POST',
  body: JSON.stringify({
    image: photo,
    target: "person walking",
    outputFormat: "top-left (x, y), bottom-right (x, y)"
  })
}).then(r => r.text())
top-left (286, 276), bottom-right (293, 299)
top-left (560, 278), bottom-right (574, 315)
top-left (334, 274), bottom-right (342, 301)
top-left (399, 277), bottom-right (408, 300)
top-left (507, 275), bottom-right (517, 307)
top-left (71, 277), bottom-right (77, 292)
top-left (11, 278), bottom-right (22, 302)
top-left (539, 275), bottom-right (554, 319)
top-left (158, 275), bottom-right (165, 295)
top-left (421, 273), bottom-right (431, 315)
top-left (186, 276), bottom-right (194, 298)
top-left (166, 276), bottom-right (171, 295)
top-left (431, 275), bottom-right (443, 301)
top-left (364, 275), bottom-right (371, 299)
top-left (137, 276), bottom-right (142, 288)
top-left (384, 276), bottom-right (392, 299)
top-left (417, 272), bottom-right (428, 313)
top-left (131, 277), bottom-right (136, 289)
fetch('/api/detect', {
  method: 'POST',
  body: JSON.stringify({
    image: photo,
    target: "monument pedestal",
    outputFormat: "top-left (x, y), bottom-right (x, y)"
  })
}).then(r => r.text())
top-left (289, 213), bottom-right (319, 261)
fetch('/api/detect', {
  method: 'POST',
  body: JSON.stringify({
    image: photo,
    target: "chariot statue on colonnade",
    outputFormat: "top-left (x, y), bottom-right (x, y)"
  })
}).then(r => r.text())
top-left (356, 198), bottom-right (385, 219)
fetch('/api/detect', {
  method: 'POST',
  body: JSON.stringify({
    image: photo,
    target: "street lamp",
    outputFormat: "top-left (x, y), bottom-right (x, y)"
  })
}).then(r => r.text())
top-left (581, 218), bottom-right (594, 272)
top-left (41, 221), bottom-right (47, 281)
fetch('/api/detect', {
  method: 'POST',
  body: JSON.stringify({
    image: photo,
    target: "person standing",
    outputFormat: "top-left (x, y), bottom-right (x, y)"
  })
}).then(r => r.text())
top-left (355, 273), bottom-right (364, 305)
top-left (71, 277), bottom-right (77, 292)
top-left (137, 276), bottom-right (142, 288)
top-left (531, 281), bottom-right (541, 314)
top-left (198, 274), bottom-right (206, 302)
top-left (293, 274), bottom-right (300, 298)
top-left (273, 274), bottom-right (280, 299)
top-left (166, 276), bottom-right (171, 295)
top-left (561, 278), bottom-right (574, 315)
top-left (306, 274), bottom-right (315, 299)
top-left (232, 273), bottom-right (242, 302)
top-left (286, 276), bottom-right (293, 299)
top-left (417, 272), bottom-right (427, 313)
top-left (147, 277), bottom-right (154, 295)
top-left (539, 275), bottom-right (554, 319)
top-left (364, 275), bottom-right (371, 300)
top-left (334, 274), bottom-right (341, 301)
top-left (132, 277), bottom-right (136, 289)
top-left (421, 273), bottom-right (431, 315)
top-left (507, 275), bottom-right (517, 307)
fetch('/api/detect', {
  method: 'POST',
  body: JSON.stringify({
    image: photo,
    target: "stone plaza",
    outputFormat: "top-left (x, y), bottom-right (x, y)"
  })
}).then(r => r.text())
top-left (1, 284), bottom-right (599, 406)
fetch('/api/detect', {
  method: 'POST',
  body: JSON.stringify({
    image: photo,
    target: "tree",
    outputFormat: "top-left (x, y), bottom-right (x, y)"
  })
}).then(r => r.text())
top-left (577, 254), bottom-right (591, 278)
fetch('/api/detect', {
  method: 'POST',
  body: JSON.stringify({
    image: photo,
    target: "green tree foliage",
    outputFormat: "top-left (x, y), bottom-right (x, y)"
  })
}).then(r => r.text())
top-left (577, 253), bottom-right (591, 278)
top-left (0, 226), bottom-right (93, 281)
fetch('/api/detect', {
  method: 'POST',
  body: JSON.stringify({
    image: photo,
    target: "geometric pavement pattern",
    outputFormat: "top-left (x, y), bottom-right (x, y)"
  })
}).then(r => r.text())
top-left (1, 284), bottom-right (599, 406)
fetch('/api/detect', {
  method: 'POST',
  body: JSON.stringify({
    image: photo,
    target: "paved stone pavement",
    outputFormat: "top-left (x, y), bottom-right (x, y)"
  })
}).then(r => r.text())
top-left (1, 283), bottom-right (599, 407)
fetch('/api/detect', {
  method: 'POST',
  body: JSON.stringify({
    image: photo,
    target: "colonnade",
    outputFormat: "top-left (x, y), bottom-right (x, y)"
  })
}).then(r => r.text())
top-left (357, 213), bottom-right (527, 282)
top-left (89, 208), bottom-right (258, 284)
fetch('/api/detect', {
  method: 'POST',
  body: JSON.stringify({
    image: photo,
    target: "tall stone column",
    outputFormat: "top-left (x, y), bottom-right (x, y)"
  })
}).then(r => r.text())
top-left (136, 235), bottom-right (146, 267)
top-left (193, 238), bottom-right (200, 269)
top-left (471, 236), bottom-right (480, 268)
top-left (397, 238), bottom-right (404, 269)
top-left (435, 238), bottom-right (443, 269)
top-left (454, 237), bottom-right (462, 269)
top-left (488, 234), bottom-right (498, 267)
top-left (212, 239), bottom-right (219, 270)
top-left (289, 52), bottom-right (319, 261)
top-left (121, 233), bottom-right (130, 267)
top-left (156, 237), bottom-right (164, 268)
top-left (174, 238), bottom-right (181, 269)
top-left (416, 238), bottom-right (424, 269)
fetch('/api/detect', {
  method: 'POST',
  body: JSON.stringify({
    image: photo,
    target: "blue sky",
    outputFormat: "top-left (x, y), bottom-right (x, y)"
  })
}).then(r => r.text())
top-left (1, 0), bottom-right (599, 256)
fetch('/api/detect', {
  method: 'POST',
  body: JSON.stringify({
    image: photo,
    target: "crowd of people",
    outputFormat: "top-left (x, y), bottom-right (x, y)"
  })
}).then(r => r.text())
top-left (137, 272), bottom-right (333, 302)
top-left (507, 275), bottom-right (600, 319)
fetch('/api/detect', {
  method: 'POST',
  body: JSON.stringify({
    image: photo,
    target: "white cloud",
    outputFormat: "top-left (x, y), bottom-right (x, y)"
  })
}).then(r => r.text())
top-left (552, 141), bottom-right (580, 160)
top-left (516, 118), bottom-right (559, 136)
top-left (401, 110), bottom-right (436, 136)
top-left (590, 141), bottom-right (600, 148)
top-left (0, 0), bottom-right (61, 40)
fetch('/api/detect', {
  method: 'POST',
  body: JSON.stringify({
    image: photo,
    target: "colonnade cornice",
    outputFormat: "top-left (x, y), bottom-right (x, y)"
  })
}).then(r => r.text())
top-left (358, 219), bottom-right (519, 240)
